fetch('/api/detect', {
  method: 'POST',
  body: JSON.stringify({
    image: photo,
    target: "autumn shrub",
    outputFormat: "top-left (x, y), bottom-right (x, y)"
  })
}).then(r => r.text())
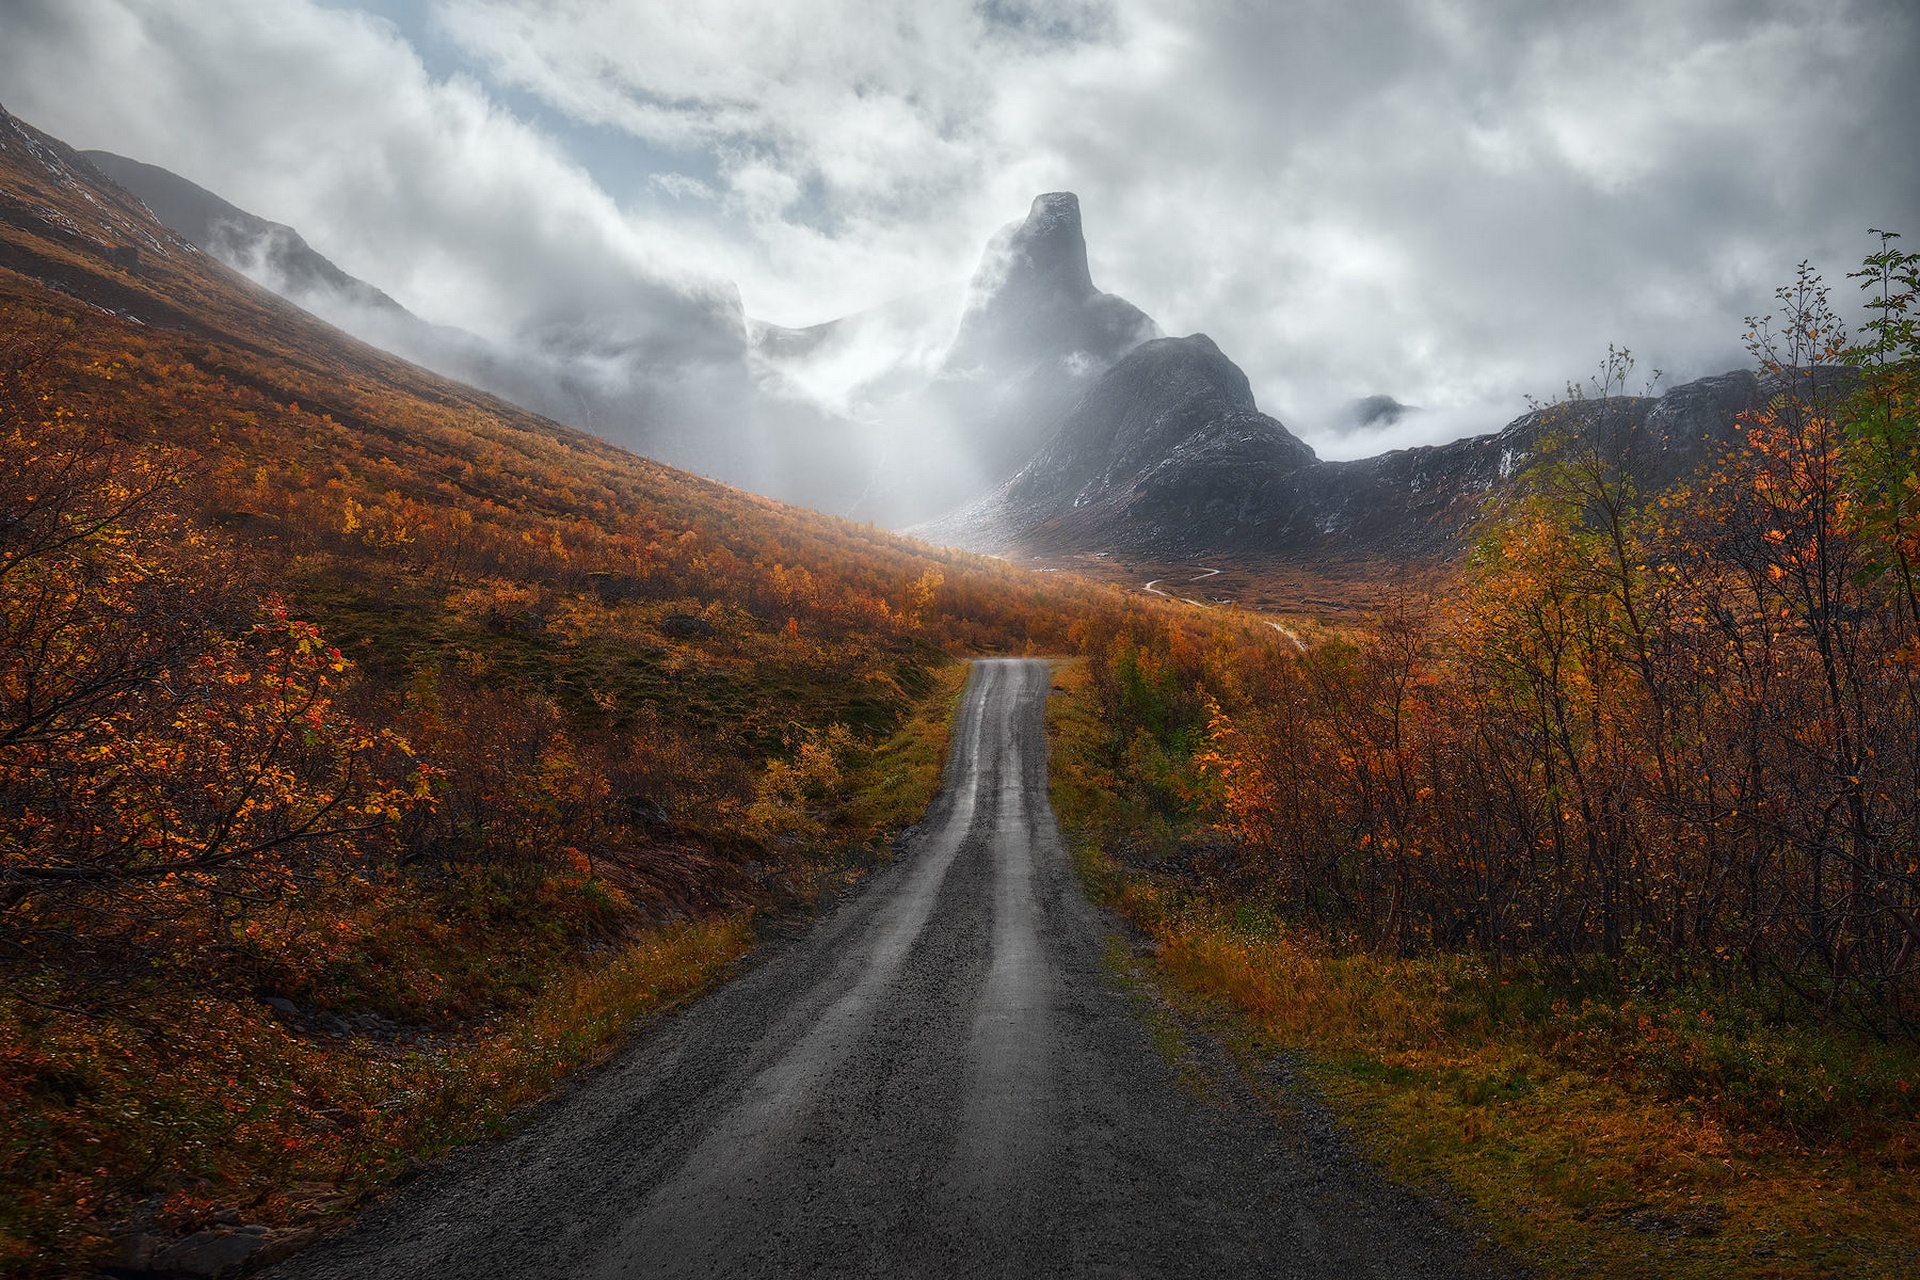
top-left (0, 912), bottom-right (751, 1271)
top-left (747, 722), bottom-right (857, 849)
top-left (0, 409), bottom-right (427, 1004)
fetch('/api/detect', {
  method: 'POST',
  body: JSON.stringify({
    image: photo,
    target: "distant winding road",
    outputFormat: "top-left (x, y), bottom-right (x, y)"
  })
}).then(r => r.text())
top-left (1143, 566), bottom-right (1223, 608)
top-left (273, 659), bottom-right (1498, 1278)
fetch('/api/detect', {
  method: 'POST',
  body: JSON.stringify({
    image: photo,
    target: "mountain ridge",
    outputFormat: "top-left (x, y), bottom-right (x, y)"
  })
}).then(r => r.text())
top-left (917, 329), bottom-right (1763, 562)
top-left (82, 149), bottom-right (410, 319)
top-left (45, 133), bottom-right (1765, 566)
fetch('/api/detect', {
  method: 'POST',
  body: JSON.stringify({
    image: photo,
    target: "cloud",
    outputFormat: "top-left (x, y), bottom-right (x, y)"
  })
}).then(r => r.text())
top-left (0, 0), bottom-right (1913, 464)
top-left (995, 0), bottom-right (1918, 453)
top-left (424, 0), bottom-right (1920, 450)
top-left (0, 0), bottom-right (743, 358)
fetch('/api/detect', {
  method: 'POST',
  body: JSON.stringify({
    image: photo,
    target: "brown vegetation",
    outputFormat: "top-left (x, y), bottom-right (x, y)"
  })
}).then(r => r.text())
top-left (1054, 240), bottom-right (1920, 1275)
top-left (0, 115), bottom-right (1123, 1272)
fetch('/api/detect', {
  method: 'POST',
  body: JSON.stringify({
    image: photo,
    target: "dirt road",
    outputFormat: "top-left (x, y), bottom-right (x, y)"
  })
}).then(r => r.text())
top-left (273, 658), bottom-right (1500, 1278)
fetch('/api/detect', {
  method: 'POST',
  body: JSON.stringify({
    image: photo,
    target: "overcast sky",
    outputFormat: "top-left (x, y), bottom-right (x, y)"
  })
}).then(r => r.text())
top-left (1, 0), bottom-right (1914, 456)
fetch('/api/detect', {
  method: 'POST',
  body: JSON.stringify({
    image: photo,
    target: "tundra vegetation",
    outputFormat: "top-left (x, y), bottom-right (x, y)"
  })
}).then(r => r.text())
top-left (1054, 236), bottom-right (1920, 1277)
top-left (0, 282), bottom-right (1107, 1271)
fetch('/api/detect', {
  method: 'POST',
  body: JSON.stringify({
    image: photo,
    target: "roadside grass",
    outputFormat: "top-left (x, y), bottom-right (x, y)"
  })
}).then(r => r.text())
top-left (0, 912), bottom-right (750, 1273)
top-left (413, 912), bottom-right (754, 1147)
top-left (0, 657), bottom-right (973, 1276)
top-left (839, 657), bottom-right (970, 844)
top-left (1046, 659), bottom-right (1920, 1280)
top-left (1098, 935), bottom-right (1220, 1105)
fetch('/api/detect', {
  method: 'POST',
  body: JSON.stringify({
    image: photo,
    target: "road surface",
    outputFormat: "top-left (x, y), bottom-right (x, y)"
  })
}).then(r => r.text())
top-left (273, 658), bottom-right (1501, 1278)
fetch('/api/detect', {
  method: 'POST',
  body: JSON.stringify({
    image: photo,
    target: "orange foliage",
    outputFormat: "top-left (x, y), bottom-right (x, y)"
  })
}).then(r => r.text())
top-left (0, 118), bottom-right (1126, 1271)
top-left (1089, 254), bottom-right (1920, 1037)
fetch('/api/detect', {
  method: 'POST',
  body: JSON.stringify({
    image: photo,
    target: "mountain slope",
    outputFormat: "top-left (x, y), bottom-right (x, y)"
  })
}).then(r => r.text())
top-left (83, 149), bottom-right (410, 318)
top-left (921, 329), bottom-right (1762, 561)
top-left (65, 139), bottom-right (898, 519)
top-left (0, 102), bottom-right (1120, 1271)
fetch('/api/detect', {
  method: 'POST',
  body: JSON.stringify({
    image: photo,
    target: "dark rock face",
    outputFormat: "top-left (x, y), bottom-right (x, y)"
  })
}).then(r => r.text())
top-left (919, 331), bottom-right (1764, 563)
top-left (1004, 333), bottom-right (1315, 523)
top-left (918, 333), bottom-right (1312, 552)
top-left (911, 193), bottom-right (1162, 517)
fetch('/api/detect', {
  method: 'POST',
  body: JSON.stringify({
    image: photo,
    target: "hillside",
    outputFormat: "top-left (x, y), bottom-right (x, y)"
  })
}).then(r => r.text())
top-left (81, 149), bottom-right (411, 321)
top-left (0, 103), bottom-right (1086, 692)
top-left (0, 103), bottom-right (1121, 1273)
top-left (68, 137), bottom-right (900, 525)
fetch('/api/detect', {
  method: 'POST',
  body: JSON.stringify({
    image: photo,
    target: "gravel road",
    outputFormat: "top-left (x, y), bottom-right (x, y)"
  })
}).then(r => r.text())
top-left (272, 658), bottom-right (1506, 1278)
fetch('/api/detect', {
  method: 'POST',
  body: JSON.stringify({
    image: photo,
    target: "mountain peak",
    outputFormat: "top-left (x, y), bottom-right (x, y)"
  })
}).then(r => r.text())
top-left (1025, 190), bottom-right (1082, 226)
top-left (1112, 333), bottom-right (1257, 414)
top-left (944, 191), bottom-right (1155, 377)
top-left (1002, 191), bottom-right (1093, 298)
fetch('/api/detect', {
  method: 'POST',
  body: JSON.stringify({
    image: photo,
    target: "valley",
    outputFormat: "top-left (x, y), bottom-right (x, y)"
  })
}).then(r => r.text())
top-left (3, 71), bottom-right (1918, 1280)
top-left (1006, 550), bottom-right (1433, 623)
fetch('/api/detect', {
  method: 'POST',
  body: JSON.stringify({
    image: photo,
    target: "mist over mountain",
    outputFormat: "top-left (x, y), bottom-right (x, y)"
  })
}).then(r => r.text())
top-left (84, 150), bottom-right (409, 319)
top-left (1343, 395), bottom-right (1417, 430)
top-left (926, 193), bottom-right (1160, 507)
top-left (753, 192), bottom-right (1161, 526)
top-left (78, 140), bottom-right (891, 516)
top-left (80, 147), bottom-right (542, 415)
top-left (83, 149), bottom-right (1173, 527)
top-left (61, 140), bottom-right (1773, 562)
top-left (939, 193), bottom-right (1157, 410)
top-left (919, 330), bottom-right (1763, 563)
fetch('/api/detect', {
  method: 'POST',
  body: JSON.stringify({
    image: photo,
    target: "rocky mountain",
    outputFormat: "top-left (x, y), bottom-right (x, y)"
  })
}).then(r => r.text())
top-left (751, 192), bottom-right (1161, 525)
top-left (56, 139), bottom-right (1762, 557)
top-left (941, 191), bottom-right (1158, 385)
top-left (918, 331), bottom-right (1762, 562)
top-left (917, 193), bottom-right (1160, 508)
